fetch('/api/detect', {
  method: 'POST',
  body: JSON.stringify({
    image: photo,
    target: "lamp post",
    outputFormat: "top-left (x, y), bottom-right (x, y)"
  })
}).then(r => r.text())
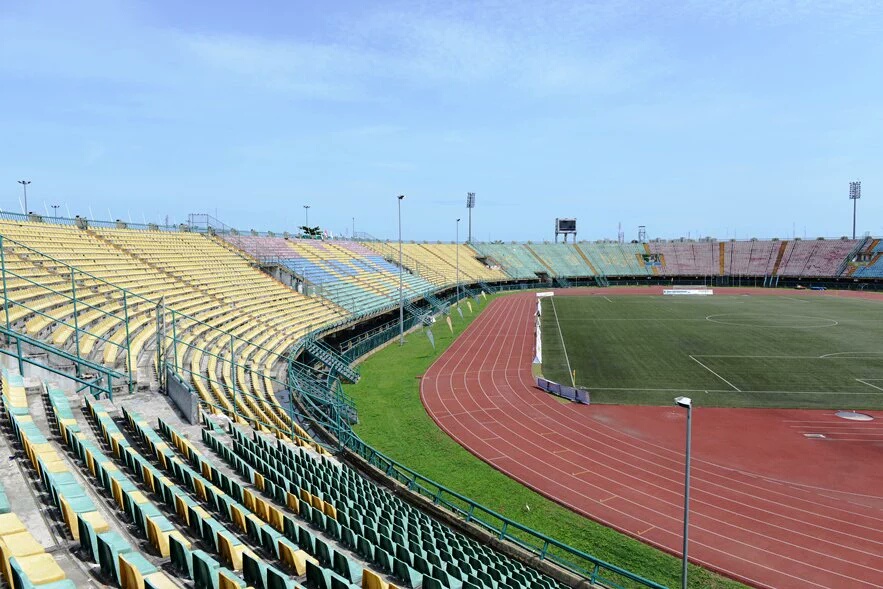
top-left (849, 181), bottom-right (861, 239)
top-left (17, 180), bottom-right (31, 214)
top-left (397, 195), bottom-right (406, 345)
top-left (674, 396), bottom-right (693, 589)
top-left (456, 218), bottom-right (461, 304)
top-left (51, 204), bottom-right (60, 219)
top-left (303, 205), bottom-right (311, 229)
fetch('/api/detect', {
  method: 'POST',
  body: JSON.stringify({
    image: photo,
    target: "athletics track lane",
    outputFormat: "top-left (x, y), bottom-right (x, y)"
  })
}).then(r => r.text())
top-left (420, 289), bottom-right (883, 589)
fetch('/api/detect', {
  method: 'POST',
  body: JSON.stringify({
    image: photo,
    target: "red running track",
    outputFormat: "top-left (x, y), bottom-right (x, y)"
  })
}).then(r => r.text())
top-left (421, 289), bottom-right (883, 589)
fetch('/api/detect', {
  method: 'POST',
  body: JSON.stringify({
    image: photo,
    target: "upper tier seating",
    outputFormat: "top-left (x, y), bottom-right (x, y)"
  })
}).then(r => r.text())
top-left (470, 244), bottom-right (548, 279)
top-left (0, 221), bottom-right (347, 440)
top-left (648, 242), bottom-right (718, 276)
top-left (777, 239), bottom-right (860, 277)
top-left (578, 243), bottom-right (650, 276)
top-left (222, 235), bottom-right (435, 316)
top-left (363, 243), bottom-right (509, 286)
top-left (525, 244), bottom-right (595, 277)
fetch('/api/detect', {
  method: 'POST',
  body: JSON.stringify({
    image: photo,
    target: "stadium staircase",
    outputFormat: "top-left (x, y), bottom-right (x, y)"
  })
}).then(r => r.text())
top-left (525, 245), bottom-right (558, 277)
top-left (423, 291), bottom-right (449, 315)
top-left (771, 241), bottom-right (789, 276)
top-left (838, 236), bottom-right (872, 277)
top-left (287, 360), bottom-right (358, 428)
top-left (403, 299), bottom-right (434, 325)
top-left (302, 335), bottom-right (360, 384)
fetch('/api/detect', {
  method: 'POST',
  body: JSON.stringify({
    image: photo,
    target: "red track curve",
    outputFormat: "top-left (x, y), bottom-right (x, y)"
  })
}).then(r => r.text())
top-left (421, 288), bottom-right (883, 589)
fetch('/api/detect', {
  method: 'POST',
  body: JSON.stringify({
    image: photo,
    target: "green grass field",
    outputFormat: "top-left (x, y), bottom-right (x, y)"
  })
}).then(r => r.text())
top-left (541, 293), bottom-right (883, 408)
top-left (345, 296), bottom-right (742, 589)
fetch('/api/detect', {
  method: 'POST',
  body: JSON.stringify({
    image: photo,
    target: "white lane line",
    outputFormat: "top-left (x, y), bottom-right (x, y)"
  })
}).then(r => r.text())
top-left (689, 355), bottom-right (742, 392)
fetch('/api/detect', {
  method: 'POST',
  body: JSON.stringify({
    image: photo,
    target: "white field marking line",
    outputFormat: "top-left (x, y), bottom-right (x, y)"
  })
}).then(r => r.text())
top-left (468, 313), bottom-right (883, 586)
top-left (459, 301), bottom-right (883, 584)
top-left (780, 296), bottom-right (811, 304)
top-left (585, 386), bottom-right (880, 395)
top-left (856, 379), bottom-right (883, 392)
top-left (549, 296), bottom-right (575, 387)
top-left (689, 354), bottom-right (741, 392)
top-left (603, 296), bottom-right (614, 303)
top-left (693, 353), bottom-right (883, 360)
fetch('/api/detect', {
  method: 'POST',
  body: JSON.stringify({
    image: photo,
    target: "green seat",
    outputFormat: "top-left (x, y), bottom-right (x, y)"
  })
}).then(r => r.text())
top-left (170, 532), bottom-right (193, 578)
top-left (332, 551), bottom-right (363, 584)
top-left (243, 551), bottom-right (268, 589)
top-left (192, 549), bottom-right (221, 589)
top-left (97, 531), bottom-right (132, 585)
top-left (393, 558), bottom-right (423, 589)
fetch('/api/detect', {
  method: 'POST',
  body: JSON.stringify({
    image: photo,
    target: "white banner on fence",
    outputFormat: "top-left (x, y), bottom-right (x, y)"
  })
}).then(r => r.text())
top-left (663, 289), bottom-right (714, 296)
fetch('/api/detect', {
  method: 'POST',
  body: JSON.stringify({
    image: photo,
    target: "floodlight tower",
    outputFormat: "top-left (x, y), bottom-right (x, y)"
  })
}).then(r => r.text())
top-left (17, 180), bottom-right (31, 214)
top-left (466, 192), bottom-right (476, 243)
top-left (849, 181), bottom-right (861, 239)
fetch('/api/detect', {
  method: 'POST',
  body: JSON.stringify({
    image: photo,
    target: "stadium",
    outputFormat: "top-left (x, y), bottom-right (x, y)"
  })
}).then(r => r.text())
top-left (0, 206), bottom-right (882, 589)
top-left (3, 2), bottom-right (882, 589)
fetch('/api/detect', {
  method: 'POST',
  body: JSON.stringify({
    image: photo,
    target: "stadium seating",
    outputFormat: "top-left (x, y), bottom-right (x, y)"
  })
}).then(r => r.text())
top-left (648, 242), bottom-right (718, 276)
top-left (366, 243), bottom-right (510, 286)
top-left (205, 421), bottom-right (567, 589)
top-left (780, 239), bottom-right (860, 277)
top-left (470, 243), bottom-right (549, 279)
top-left (223, 235), bottom-right (436, 316)
top-left (524, 244), bottom-right (595, 277)
top-left (0, 368), bottom-right (181, 588)
top-left (0, 220), bottom-right (346, 439)
top-left (578, 242), bottom-right (650, 276)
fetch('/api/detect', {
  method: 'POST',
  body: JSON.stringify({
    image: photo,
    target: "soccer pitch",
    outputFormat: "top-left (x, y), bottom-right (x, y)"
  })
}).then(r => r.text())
top-left (540, 293), bottom-right (883, 408)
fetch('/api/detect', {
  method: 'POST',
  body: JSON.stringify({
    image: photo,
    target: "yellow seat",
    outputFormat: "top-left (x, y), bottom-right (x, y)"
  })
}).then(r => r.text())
top-left (0, 513), bottom-right (27, 536)
top-left (9, 553), bottom-right (65, 586)
top-left (0, 531), bottom-right (45, 585)
top-left (78, 510), bottom-right (110, 535)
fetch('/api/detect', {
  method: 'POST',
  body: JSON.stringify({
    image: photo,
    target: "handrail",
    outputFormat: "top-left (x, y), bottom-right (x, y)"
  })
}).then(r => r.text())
top-left (0, 325), bottom-right (124, 399)
top-left (286, 281), bottom-right (668, 589)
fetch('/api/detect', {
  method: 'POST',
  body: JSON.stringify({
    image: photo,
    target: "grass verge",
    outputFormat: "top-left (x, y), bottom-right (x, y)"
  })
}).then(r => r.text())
top-left (345, 294), bottom-right (744, 589)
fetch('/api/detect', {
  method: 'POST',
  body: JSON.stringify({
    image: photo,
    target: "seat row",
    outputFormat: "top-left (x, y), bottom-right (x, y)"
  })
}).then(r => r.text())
top-left (0, 512), bottom-right (74, 589)
top-left (222, 426), bottom-right (564, 589)
top-left (1, 369), bottom-right (175, 588)
top-left (123, 407), bottom-right (393, 589)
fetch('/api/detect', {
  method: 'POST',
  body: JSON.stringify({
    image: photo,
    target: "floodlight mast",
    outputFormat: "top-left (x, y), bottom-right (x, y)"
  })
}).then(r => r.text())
top-left (466, 192), bottom-right (475, 244)
top-left (849, 181), bottom-right (861, 239)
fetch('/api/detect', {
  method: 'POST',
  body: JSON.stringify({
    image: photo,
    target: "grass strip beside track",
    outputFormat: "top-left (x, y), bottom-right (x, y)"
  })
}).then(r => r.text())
top-left (345, 294), bottom-right (743, 589)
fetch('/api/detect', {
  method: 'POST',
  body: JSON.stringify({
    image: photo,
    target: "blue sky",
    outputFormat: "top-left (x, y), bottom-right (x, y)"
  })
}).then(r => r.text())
top-left (1, 1), bottom-right (880, 242)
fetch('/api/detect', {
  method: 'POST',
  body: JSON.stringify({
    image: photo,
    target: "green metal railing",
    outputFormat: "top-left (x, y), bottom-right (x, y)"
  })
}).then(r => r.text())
top-left (285, 293), bottom-right (668, 589)
top-left (0, 218), bottom-right (665, 588)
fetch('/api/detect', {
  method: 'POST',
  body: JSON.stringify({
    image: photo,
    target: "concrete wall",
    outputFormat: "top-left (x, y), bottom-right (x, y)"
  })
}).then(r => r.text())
top-left (166, 366), bottom-right (199, 424)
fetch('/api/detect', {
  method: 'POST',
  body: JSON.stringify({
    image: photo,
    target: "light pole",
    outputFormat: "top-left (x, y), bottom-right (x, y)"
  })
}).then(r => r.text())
top-left (398, 195), bottom-right (406, 345)
top-left (51, 204), bottom-right (60, 219)
top-left (352, 216), bottom-right (355, 238)
top-left (849, 181), bottom-right (861, 239)
top-left (466, 192), bottom-right (475, 244)
top-left (17, 180), bottom-right (31, 214)
top-left (303, 205), bottom-right (311, 228)
top-left (456, 218), bottom-right (461, 304)
top-left (675, 396), bottom-right (693, 589)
